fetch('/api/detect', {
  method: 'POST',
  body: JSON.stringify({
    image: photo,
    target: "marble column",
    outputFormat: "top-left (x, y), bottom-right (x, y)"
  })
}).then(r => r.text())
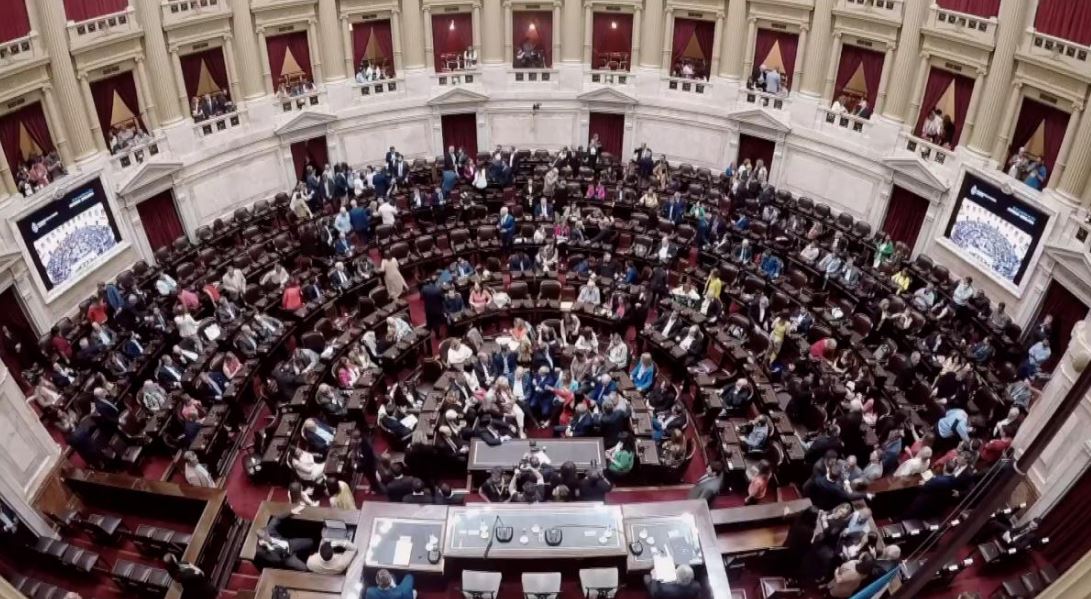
top-left (991, 80), bottom-right (1024, 163)
top-left (968, 0), bottom-right (1035, 157)
top-left (504, 4), bottom-right (514, 66)
top-left (1047, 104), bottom-right (1083, 191)
top-left (957, 69), bottom-right (987, 146)
top-left (881, 0), bottom-right (929, 122)
top-left (317, 0), bottom-right (345, 81)
top-left (391, 10), bottom-right (405, 74)
top-left (78, 74), bottom-right (108, 153)
top-left (660, 9), bottom-right (675, 74)
top-left (169, 49), bottom-right (191, 118)
top-left (552, 2), bottom-right (563, 68)
top-left (306, 19), bottom-right (325, 84)
top-left (221, 35), bottom-right (243, 106)
top-left (631, 7), bottom-right (642, 67)
top-left (822, 33), bottom-right (843, 102)
top-left (482, 0), bottom-right (503, 63)
top-left (1058, 107), bottom-right (1091, 199)
top-left (471, 4), bottom-right (482, 61)
top-left (0, 361), bottom-right (61, 538)
top-left (230, 0), bottom-right (266, 99)
top-left (341, 17), bottom-right (356, 76)
top-left (792, 26), bottom-right (808, 94)
top-left (561, 0), bottom-right (581, 63)
top-left (709, 14), bottom-right (724, 77)
top-left (134, 58), bottom-right (159, 131)
top-left (134, 0), bottom-right (182, 125)
top-left (905, 53), bottom-right (932, 133)
top-left (741, 18), bottom-right (758, 84)
top-left (800, 0), bottom-right (837, 97)
top-left (30, 0), bottom-right (97, 160)
top-left (41, 85), bottom-right (74, 166)
top-left (399, 0), bottom-right (425, 69)
top-left (256, 28), bottom-right (274, 95)
top-left (874, 44), bottom-right (896, 114)
top-left (422, 7), bottom-right (435, 71)
top-left (719, 0), bottom-right (748, 80)
top-left (0, 143), bottom-right (16, 195)
top-left (639, 0), bottom-right (664, 69)
top-left (582, 3), bottom-right (593, 65)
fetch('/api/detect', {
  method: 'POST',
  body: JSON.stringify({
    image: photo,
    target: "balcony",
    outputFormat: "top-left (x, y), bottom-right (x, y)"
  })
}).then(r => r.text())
top-left (834, 0), bottom-right (904, 27)
top-left (0, 32), bottom-right (46, 79)
top-left (275, 89), bottom-right (325, 113)
top-left (194, 110), bottom-right (243, 137)
top-left (435, 68), bottom-right (480, 87)
top-left (355, 78), bottom-right (404, 98)
top-left (1019, 29), bottom-right (1091, 82)
top-left (922, 4), bottom-right (996, 50)
top-left (666, 76), bottom-right (710, 95)
top-left (816, 107), bottom-right (871, 136)
top-left (66, 6), bottom-right (141, 54)
top-left (510, 68), bottom-right (557, 83)
top-left (111, 134), bottom-right (166, 170)
top-left (587, 70), bottom-right (634, 86)
top-left (739, 88), bottom-right (788, 111)
top-left (161, 0), bottom-right (231, 30)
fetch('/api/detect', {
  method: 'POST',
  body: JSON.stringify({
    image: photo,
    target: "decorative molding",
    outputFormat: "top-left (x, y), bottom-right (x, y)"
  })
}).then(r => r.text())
top-left (115, 161), bottom-right (185, 201)
top-left (576, 86), bottom-right (638, 106)
top-left (426, 86), bottom-right (490, 106)
top-left (724, 107), bottom-right (791, 136)
top-left (273, 110), bottom-right (339, 136)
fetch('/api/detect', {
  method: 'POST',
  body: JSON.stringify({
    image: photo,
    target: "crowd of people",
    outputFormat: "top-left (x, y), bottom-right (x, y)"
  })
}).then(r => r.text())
top-left (108, 121), bottom-right (153, 155)
top-left (748, 63), bottom-right (786, 96)
top-left (831, 94), bottom-right (874, 120)
top-left (355, 59), bottom-right (394, 83)
top-left (1006, 147), bottom-right (1050, 191)
top-left (190, 91), bottom-right (235, 122)
top-left (921, 107), bottom-right (957, 148)
top-left (277, 75), bottom-right (318, 99)
top-left (14, 150), bottom-right (65, 197)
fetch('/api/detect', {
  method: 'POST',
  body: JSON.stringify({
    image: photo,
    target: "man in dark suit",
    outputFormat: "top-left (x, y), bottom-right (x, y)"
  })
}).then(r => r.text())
top-left (577, 469), bottom-right (613, 501)
top-left (384, 463), bottom-right (416, 502)
top-left (385, 146), bottom-right (398, 172)
top-left (556, 401), bottom-right (596, 438)
top-left (807, 462), bottom-right (870, 510)
top-left (590, 374), bottom-right (617, 407)
top-left (492, 346), bottom-right (518, 379)
top-left (254, 516), bottom-right (314, 571)
top-left (157, 355), bottom-right (184, 389)
top-left (442, 145), bottom-right (457, 171)
top-left (420, 276), bottom-right (445, 333)
top-left (598, 398), bottom-right (627, 447)
top-left (688, 462), bottom-right (723, 505)
top-left (401, 479), bottom-right (433, 504)
top-left (302, 418), bottom-right (335, 456)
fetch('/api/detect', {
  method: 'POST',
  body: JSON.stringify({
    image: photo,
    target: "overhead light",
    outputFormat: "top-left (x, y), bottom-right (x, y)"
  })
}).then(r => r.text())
top-left (611, 21), bottom-right (617, 29)
top-left (528, 23), bottom-right (536, 31)
top-left (449, 19), bottom-right (455, 30)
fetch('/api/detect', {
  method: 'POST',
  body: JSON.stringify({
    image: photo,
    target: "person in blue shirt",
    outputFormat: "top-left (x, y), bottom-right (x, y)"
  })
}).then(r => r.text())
top-left (590, 373), bottom-right (617, 406)
top-left (759, 251), bottom-right (783, 279)
top-left (1023, 162), bottom-right (1047, 190)
top-left (664, 193), bottom-right (687, 224)
top-left (935, 407), bottom-right (970, 455)
top-left (441, 168), bottom-right (458, 194)
top-left (436, 264), bottom-right (456, 286)
top-left (455, 258), bottom-right (475, 279)
top-left (498, 206), bottom-right (516, 248)
top-left (733, 213), bottom-right (750, 231)
top-left (366, 570), bottom-right (414, 599)
top-left (622, 261), bottom-right (639, 284)
top-left (629, 352), bottom-right (656, 392)
top-left (349, 200), bottom-right (370, 244)
top-left (492, 345), bottom-right (518, 379)
top-left (443, 286), bottom-right (464, 317)
top-left (529, 365), bottom-right (558, 421)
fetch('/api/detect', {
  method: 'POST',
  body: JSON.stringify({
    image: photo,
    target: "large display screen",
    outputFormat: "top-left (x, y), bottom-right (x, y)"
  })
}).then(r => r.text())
top-left (944, 172), bottom-right (1047, 286)
top-left (17, 178), bottom-right (123, 291)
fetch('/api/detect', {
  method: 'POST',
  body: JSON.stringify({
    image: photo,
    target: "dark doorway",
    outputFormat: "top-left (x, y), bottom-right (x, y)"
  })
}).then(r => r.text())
top-left (736, 133), bottom-right (776, 171)
top-left (441, 113), bottom-right (478, 158)
top-left (289, 136), bottom-right (329, 181)
top-left (0, 286), bottom-right (39, 391)
top-left (136, 190), bottom-right (185, 253)
top-left (589, 112), bottom-right (625, 157)
top-left (881, 186), bottom-right (930, 249)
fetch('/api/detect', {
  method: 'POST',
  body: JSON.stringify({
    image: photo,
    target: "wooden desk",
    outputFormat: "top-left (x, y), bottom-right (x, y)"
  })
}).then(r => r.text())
top-left (467, 438), bottom-right (604, 472)
top-left (444, 503), bottom-right (625, 559)
top-left (251, 569), bottom-right (345, 599)
top-left (708, 499), bottom-right (812, 527)
top-left (622, 501), bottom-right (732, 599)
top-left (716, 524), bottom-right (789, 555)
top-left (242, 501), bottom-right (361, 561)
top-left (355, 503), bottom-right (448, 575)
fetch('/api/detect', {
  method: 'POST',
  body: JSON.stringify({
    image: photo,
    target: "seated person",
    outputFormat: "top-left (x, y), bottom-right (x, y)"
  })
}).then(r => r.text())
top-left (365, 570), bottom-right (415, 599)
top-left (739, 414), bottom-right (771, 452)
top-left (254, 517), bottom-right (315, 571)
top-left (302, 418), bottom-right (336, 455)
top-left (307, 539), bottom-right (357, 574)
top-left (316, 383), bottom-right (348, 419)
top-left (644, 565), bottom-right (701, 599)
top-left (630, 353), bottom-right (656, 392)
top-left (720, 378), bottom-right (754, 412)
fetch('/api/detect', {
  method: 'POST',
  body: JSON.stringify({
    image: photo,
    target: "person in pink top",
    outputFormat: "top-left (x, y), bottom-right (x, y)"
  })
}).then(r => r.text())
top-left (809, 337), bottom-right (837, 360)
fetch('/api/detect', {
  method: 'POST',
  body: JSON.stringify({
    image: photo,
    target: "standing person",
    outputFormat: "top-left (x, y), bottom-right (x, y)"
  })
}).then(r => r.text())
top-left (380, 251), bottom-right (408, 298)
top-left (183, 451), bottom-right (216, 487)
top-left (163, 554), bottom-right (218, 598)
top-left (420, 274), bottom-right (445, 334)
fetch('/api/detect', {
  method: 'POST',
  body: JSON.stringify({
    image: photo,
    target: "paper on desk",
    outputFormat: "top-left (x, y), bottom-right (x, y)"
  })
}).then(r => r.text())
top-left (652, 555), bottom-right (676, 582)
top-left (393, 536), bottom-right (413, 566)
top-left (401, 414), bottom-right (419, 430)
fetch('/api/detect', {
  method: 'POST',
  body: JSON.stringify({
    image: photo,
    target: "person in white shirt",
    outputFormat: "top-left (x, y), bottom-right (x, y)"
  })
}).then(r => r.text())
top-left (446, 338), bottom-right (474, 367)
top-left (765, 68), bottom-right (782, 95)
top-left (377, 198), bottom-right (398, 226)
top-left (606, 333), bottom-right (629, 370)
top-left (183, 451), bottom-right (215, 487)
top-left (952, 277), bottom-right (975, 306)
top-left (306, 539), bottom-right (357, 574)
top-left (222, 268), bottom-right (247, 298)
top-left (578, 278), bottom-right (602, 305)
top-left (156, 273), bottom-right (178, 297)
top-left (893, 447), bottom-right (932, 478)
top-left (175, 310), bottom-right (199, 339)
top-left (261, 265), bottom-right (290, 289)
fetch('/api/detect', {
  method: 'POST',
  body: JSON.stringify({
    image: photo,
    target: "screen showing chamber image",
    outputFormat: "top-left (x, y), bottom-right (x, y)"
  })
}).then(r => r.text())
top-left (944, 173), bottom-right (1047, 286)
top-left (17, 178), bottom-right (122, 291)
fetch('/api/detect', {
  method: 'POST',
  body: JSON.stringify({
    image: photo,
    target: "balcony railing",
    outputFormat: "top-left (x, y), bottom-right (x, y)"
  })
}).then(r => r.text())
top-left (161, 0), bottom-right (231, 29)
top-left (817, 107), bottom-right (871, 135)
top-left (836, 0), bottom-right (904, 24)
top-left (740, 88), bottom-right (788, 110)
top-left (511, 68), bottom-right (557, 83)
top-left (435, 68), bottom-right (479, 86)
top-left (1020, 29), bottom-right (1091, 81)
top-left (899, 132), bottom-right (956, 167)
top-left (355, 78), bottom-right (403, 98)
top-left (194, 111), bottom-right (242, 137)
top-left (588, 70), bottom-right (633, 86)
top-left (923, 4), bottom-right (996, 48)
top-left (666, 76), bottom-right (710, 95)
top-left (112, 134), bottom-right (166, 170)
top-left (276, 89), bottom-right (324, 113)
top-left (67, 6), bottom-right (140, 53)
top-left (0, 32), bottom-right (44, 77)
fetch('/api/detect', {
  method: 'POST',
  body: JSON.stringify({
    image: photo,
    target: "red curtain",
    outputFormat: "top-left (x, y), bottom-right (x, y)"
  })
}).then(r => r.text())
top-left (1033, 280), bottom-right (1089, 372)
top-left (89, 71), bottom-right (144, 144)
top-left (736, 134), bottom-right (776, 171)
top-left (882, 186), bottom-right (929, 248)
top-left (834, 44), bottom-right (885, 105)
top-left (512, 11), bottom-right (552, 67)
top-left (1042, 463), bottom-right (1091, 572)
top-left (179, 48), bottom-right (229, 100)
top-left (266, 31), bottom-right (313, 88)
top-left (137, 191), bottom-right (185, 253)
top-left (353, 19), bottom-right (395, 75)
top-left (430, 13), bottom-right (472, 72)
top-left (753, 28), bottom-right (799, 86)
top-left (913, 68), bottom-right (975, 145)
top-left (441, 113), bottom-right (478, 159)
top-left (63, 0), bottom-right (127, 22)
top-left (589, 112), bottom-right (625, 157)
top-left (290, 137), bottom-right (329, 181)
top-left (671, 18), bottom-right (714, 77)
top-left (1035, 0), bottom-right (1091, 46)
top-left (592, 13), bottom-right (633, 69)
top-left (0, 102), bottom-right (55, 173)
top-left (0, 0), bottom-right (30, 43)
top-left (1010, 97), bottom-right (1071, 182)
top-left (936, 0), bottom-right (1001, 18)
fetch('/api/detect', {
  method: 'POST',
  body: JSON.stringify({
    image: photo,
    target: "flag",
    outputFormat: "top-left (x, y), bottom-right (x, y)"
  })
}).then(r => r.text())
top-left (849, 566), bottom-right (899, 599)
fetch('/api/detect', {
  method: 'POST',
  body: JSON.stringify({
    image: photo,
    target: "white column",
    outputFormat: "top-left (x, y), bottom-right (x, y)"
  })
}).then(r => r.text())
top-left (992, 81), bottom-right (1025, 163)
top-left (1058, 105), bottom-right (1091, 198)
top-left (422, 8), bottom-right (435, 72)
top-left (874, 44), bottom-right (895, 114)
top-left (399, 0), bottom-right (425, 69)
top-left (482, 0), bottom-right (503, 63)
top-left (791, 26), bottom-right (807, 94)
top-left (40, 85), bottom-right (73, 166)
top-left (317, 0), bottom-right (345, 81)
top-left (1047, 104), bottom-right (1083, 190)
top-left (341, 16), bottom-right (355, 77)
top-left (906, 53), bottom-right (932, 132)
top-left (719, 0), bottom-right (747, 80)
top-left (471, 3), bottom-right (482, 60)
top-left (660, 8), bottom-right (675, 76)
top-left (222, 35), bottom-right (243, 106)
top-left (638, 0), bottom-right (662, 68)
top-left (229, 0), bottom-right (265, 99)
top-left (800, 0), bottom-right (836, 97)
top-left (709, 14), bottom-right (724, 77)
top-left (307, 19), bottom-right (324, 84)
top-left (32, 0), bottom-right (97, 160)
top-left (0, 143), bottom-right (16, 195)
top-left (958, 69), bottom-right (987, 147)
top-left (169, 49), bottom-right (191, 118)
top-left (631, 7), bottom-right (642, 69)
top-left (135, 0), bottom-right (181, 126)
top-left (504, 3), bottom-right (514, 66)
top-left (552, 2), bottom-right (562, 68)
top-left (78, 74), bottom-right (108, 152)
top-left (391, 9), bottom-right (405, 74)
top-left (742, 18), bottom-right (757, 83)
top-left (968, 0), bottom-right (1036, 157)
top-left (822, 33), bottom-right (843, 102)
top-left (583, 4), bottom-right (593, 65)
top-left (134, 58), bottom-right (159, 131)
top-left (257, 28), bottom-right (273, 95)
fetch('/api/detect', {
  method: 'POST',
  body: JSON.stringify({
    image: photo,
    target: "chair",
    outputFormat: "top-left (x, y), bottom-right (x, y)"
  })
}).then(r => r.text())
top-left (539, 280), bottom-right (561, 300)
top-left (509, 281), bottom-right (529, 300)
top-left (522, 572), bottom-right (561, 599)
top-left (759, 577), bottom-right (802, 599)
top-left (462, 570), bottom-right (503, 599)
top-left (579, 568), bottom-right (619, 599)
top-left (301, 331), bottom-right (326, 354)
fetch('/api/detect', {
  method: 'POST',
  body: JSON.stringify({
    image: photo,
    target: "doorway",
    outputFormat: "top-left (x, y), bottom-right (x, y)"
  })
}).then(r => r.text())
top-left (441, 113), bottom-right (478, 159)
